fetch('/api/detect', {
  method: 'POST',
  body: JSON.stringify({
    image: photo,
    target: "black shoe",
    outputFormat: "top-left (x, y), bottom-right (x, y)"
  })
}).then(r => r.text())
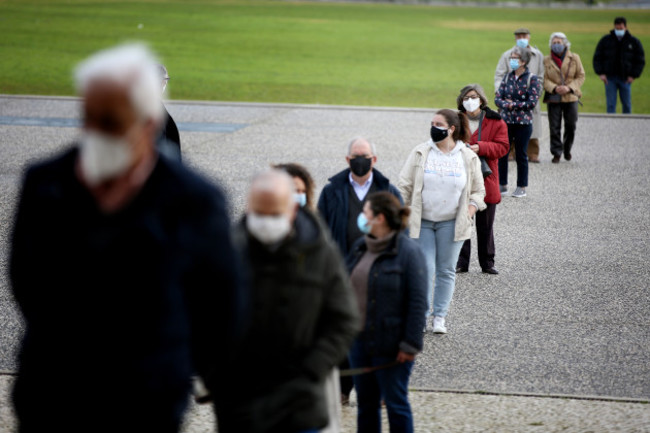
top-left (552, 155), bottom-right (561, 164)
top-left (455, 266), bottom-right (468, 273)
top-left (564, 153), bottom-right (572, 161)
top-left (482, 267), bottom-right (499, 275)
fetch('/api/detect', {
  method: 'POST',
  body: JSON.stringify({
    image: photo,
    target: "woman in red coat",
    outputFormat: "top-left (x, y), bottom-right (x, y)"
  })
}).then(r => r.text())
top-left (455, 84), bottom-right (510, 274)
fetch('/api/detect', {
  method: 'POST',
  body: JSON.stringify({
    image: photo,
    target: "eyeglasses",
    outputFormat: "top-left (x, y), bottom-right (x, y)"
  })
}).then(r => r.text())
top-left (462, 95), bottom-right (479, 101)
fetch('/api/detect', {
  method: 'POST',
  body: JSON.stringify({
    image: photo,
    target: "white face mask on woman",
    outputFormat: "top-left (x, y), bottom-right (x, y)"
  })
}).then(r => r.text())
top-left (79, 129), bottom-right (134, 186)
top-left (246, 212), bottom-right (292, 245)
top-left (462, 97), bottom-right (481, 113)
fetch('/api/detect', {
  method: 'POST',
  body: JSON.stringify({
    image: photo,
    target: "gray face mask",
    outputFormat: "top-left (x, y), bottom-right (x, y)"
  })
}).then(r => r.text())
top-left (551, 43), bottom-right (565, 55)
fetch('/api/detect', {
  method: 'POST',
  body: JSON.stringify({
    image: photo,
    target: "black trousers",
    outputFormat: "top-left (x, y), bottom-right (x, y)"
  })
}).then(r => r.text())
top-left (457, 203), bottom-right (497, 270)
top-left (340, 357), bottom-right (354, 396)
top-left (548, 101), bottom-right (579, 157)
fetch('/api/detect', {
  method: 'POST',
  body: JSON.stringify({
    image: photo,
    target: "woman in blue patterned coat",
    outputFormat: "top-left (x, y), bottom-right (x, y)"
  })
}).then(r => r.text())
top-left (495, 45), bottom-right (541, 198)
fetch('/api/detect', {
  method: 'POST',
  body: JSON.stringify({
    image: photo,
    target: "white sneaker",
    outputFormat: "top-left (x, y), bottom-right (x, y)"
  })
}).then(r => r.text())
top-left (432, 316), bottom-right (447, 334)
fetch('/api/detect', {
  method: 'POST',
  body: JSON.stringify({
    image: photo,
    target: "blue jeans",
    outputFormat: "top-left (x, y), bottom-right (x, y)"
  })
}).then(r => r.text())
top-left (349, 339), bottom-right (414, 433)
top-left (499, 123), bottom-right (532, 188)
top-left (605, 76), bottom-right (632, 113)
top-left (417, 219), bottom-right (464, 318)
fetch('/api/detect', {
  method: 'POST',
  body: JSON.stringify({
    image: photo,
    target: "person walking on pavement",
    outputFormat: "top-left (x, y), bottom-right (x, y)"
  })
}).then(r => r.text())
top-left (397, 109), bottom-right (486, 334)
top-left (543, 32), bottom-right (586, 163)
top-left (317, 137), bottom-right (402, 405)
top-left (9, 43), bottom-right (242, 433)
top-left (495, 46), bottom-right (541, 198)
top-left (346, 191), bottom-right (427, 433)
top-left (156, 63), bottom-right (182, 161)
top-left (214, 169), bottom-right (359, 433)
top-left (495, 28), bottom-right (545, 163)
top-left (593, 17), bottom-right (645, 114)
top-left (454, 84), bottom-right (509, 275)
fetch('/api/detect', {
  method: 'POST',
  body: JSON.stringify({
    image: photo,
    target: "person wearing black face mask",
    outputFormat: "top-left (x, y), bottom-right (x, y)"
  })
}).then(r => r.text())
top-left (317, 136), bottom-right (403, 407)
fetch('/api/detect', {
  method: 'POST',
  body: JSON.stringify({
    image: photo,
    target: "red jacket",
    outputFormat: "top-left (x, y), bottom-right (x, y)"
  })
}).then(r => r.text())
top-left (468, 107), bottom-right (509, 204)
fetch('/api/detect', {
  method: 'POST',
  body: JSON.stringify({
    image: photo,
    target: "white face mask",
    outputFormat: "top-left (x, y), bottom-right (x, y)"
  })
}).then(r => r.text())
top-left (462, 97), bottom-right (481, 113)
top-left (79, 130), bottom-right (134, 186)
top-left (246, 212), bottom-right (292, 245)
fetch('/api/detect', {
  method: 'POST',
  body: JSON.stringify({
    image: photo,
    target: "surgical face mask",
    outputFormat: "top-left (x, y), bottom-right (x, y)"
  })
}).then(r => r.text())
top-left (357, 212), bottom-right (373, 235)
top-left (614, 29), bottom-right (625, 38)
top-left (79, 129), bottom-right (134, 186)
top-left (551, 43), bottom-right (565, 55)
top-left (294, 193), bottom-right (307, 208)
top-left (516, 38), bottom-right (529, 48)
top-left (462, 97), bottom-right (481, 113)
top-left (509, 58), bottom-right (520, 70)
top-left (349, 156), bottom-right (372, 177)
top-left (430, 125), bottom-right (449, 143)
top-left (246, 212), bottom-right (292, 245)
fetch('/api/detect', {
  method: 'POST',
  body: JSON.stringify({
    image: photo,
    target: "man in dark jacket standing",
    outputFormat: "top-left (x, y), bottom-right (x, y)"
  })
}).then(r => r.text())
top-left (593, 16), bottom-right (645, 113)
top-left (214, 169), bottom-right (359, 433)
top-left (9, 44), bottom-right (242, 433)
top-left (317, 137), bottom-right (402, 405)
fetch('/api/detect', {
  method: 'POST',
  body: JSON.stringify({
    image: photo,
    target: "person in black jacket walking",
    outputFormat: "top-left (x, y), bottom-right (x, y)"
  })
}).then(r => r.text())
top-left (317, 137), bottom-right (402, 405)
top-left (346, 191), bottom-right (427, 433)
top-left (156, 64), bottom-right (182, 160)
top-left (214, 169), bottom-right (359, 433)
top-left (593, 16), bottom-right (645, 113)
top-left (10, 44), bottom-right (242, 433)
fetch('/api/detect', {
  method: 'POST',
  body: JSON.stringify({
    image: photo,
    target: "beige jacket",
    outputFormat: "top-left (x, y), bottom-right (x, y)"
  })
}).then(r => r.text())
top-left (397, 140), bottom-right (486, 241)
top-left (543, 50), bottom-right (585, 103)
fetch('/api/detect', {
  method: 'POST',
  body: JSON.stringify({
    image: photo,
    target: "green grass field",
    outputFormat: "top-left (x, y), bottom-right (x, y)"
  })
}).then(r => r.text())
top-left (1, 0), bottom-right (649, 113)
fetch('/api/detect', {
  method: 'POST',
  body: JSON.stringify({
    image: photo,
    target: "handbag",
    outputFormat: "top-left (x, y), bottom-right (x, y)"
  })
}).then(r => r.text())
top-left (476, 112), bottom-right (492, 179)
top-left (543, 57), bottom-right (573, 104)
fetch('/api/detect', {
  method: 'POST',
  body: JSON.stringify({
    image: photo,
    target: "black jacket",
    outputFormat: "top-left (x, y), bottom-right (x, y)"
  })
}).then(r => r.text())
top-left (317, 168), bottom-right (403, 256)
top-left (156, 106), bottom-right (182, 161)
top-left (593, 30), bottom-right (645, 79)
top-left (10, 147), bottom-right (242, 429)
top-left (345, 232), bottom-right (427, 357)
top-left (215, 209), bottom-right (360, 433)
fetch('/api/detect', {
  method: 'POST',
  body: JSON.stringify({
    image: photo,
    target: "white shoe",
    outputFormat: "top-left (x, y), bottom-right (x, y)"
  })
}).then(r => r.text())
top-left (432, 316), bottom-right (447, 334)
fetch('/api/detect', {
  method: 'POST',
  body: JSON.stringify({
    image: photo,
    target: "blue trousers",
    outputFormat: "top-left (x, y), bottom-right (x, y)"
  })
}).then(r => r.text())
top-left (499, 123), bottom-right (532, 188)
top-left (605, 76), bottom-right (632, 114)
top-left (349, 339), bottom-right (414, 433)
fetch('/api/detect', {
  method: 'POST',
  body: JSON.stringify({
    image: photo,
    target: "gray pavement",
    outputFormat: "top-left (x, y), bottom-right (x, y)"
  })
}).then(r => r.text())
top-left (1, 95), bottom-right (649, 431)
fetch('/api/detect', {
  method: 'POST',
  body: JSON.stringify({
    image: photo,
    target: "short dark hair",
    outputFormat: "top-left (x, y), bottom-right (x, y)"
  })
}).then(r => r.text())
top-left (366, 191), bottom-right (410, 231)
top-left (272, 162), bottom-right (316, 210)
top-left (614, 17), bottom-right (627, 26)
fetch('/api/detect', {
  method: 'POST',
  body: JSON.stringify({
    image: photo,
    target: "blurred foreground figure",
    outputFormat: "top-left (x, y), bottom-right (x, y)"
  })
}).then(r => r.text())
top-left (9, 43), bottom-right (241, 433)
top-left (214, 169), bottom-right (359, 433)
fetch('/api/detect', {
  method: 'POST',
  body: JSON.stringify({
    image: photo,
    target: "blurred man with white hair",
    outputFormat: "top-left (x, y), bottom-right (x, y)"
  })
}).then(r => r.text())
top-left (10, 43), bottom-right (242, 432)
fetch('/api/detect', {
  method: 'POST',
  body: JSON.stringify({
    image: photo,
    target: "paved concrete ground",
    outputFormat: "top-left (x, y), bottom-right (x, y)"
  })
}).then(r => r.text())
top-left (1, 95), bottom-right (649, 431)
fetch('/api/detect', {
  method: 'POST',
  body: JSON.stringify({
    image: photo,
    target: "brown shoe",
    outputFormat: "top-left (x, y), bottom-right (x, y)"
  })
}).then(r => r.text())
top-left (529, 156), bottom-right (540, 163)
top-left (552, 155), bottom-right (561, 164)
top-left (565, 153), bottom-right (572, 161)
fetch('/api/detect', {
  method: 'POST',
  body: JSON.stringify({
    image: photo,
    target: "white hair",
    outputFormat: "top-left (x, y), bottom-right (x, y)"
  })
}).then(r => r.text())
top-left (74, 43), bottom-right (164, 123)
top-left (347, 137), bottom-right (377, 156)
top-left (549, 32), bottom-right (571, 49)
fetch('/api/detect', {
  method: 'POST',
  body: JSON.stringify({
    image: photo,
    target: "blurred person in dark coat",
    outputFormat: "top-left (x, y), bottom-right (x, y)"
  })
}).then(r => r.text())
top-left (214, 169), bottom-right (359, 433)
top-left (156, 63), bottom-right (181, 161)
top-left (9, 43), bottom-right (242, 433)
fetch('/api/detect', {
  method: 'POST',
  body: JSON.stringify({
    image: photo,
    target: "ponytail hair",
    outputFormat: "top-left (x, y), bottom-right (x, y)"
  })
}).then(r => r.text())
top-left (366, 191), bottom-right (410, 232)
top-left (436, 108), bottom-right (471, 144)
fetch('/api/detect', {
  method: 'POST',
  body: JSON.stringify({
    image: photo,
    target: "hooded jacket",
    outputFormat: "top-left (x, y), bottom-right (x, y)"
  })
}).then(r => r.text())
top-left (397, 142), bottom-right (486, 240)
top-left (543, 50), bottom-right (586, 103)
top-left (215, 209), bottom-right (360, 433)
top-left (593, 30), bottom-right (645, 79)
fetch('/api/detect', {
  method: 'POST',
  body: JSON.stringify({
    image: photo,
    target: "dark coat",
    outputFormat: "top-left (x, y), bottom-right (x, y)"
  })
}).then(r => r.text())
top-left (215, 209), bottom-right (360, 433)
top-left (10, 147), bottom-right (241, 430)
top-left (469, 107), bottom-right (510, 205)
top-left (156, 106), bottom-right (182, 161)
top-left (317, 168), bottom-right (403, 256)
top-left (593, 30), bottom-right (646, 79)
top-left (345, 232), bottom-right (427, 357)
